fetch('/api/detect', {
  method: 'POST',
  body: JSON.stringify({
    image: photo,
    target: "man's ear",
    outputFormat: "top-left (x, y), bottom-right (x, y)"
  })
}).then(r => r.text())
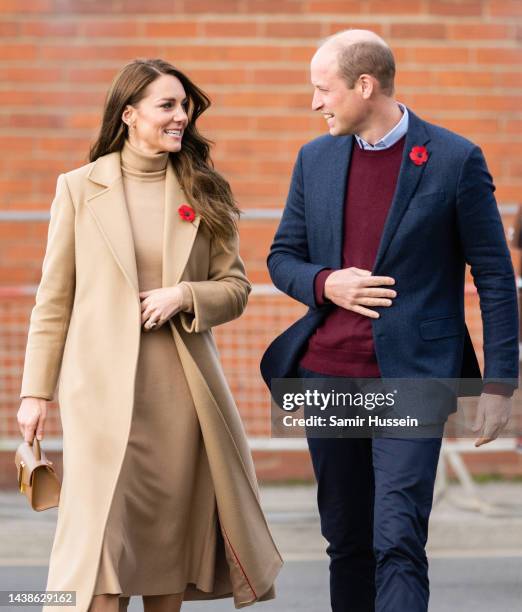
top-left (358, 74), bottom-right (374, 99)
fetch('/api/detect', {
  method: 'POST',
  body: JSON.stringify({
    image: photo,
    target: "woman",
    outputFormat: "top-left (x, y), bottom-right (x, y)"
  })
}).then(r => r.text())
top-left (17, 59), bottom-right (282, 612)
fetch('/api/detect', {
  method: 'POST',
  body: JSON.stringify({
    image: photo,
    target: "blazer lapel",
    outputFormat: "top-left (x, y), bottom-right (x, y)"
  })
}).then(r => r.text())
top-left (373, 108), bottom-right (431, 273)
top-left (162, 161), bottom-right (201, 287)
top-left (324, 135), bottom-right (352, 269)
top-left (86, 152), bottom-right (139, 292)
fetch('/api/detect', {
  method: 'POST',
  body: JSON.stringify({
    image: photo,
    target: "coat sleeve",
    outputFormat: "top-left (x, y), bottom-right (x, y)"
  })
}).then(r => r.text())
top-left (456, 145), bottom-right (519, 386)
top-left (177, 229), bottom-right (251, 333)
top-left (20, 174), bottom-right (76, 400)
top-left (267, 147), bottom-right (329, 309)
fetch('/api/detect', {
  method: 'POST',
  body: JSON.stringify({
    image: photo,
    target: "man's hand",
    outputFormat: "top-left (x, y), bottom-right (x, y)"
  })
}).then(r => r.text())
top-left (472, 393), bottom-right (512, 447)
top-left (324, 267), bottom-right (396, 318)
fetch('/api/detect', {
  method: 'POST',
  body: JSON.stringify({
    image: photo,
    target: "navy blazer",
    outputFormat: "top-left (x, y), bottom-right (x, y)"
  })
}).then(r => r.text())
top-left (261, 108), bottom-right (519, 404)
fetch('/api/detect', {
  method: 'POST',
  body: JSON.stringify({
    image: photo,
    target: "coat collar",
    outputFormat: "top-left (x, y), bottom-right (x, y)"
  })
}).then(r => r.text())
top-left (324, 106), bottom-right (431, 271)
top-left (85, 151), bottom-right (200, 294)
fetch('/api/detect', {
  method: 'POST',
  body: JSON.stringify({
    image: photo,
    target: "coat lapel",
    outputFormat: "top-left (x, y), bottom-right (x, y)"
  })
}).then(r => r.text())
top-left (373, 108), bottom-right (431, 272)
top-left (162, 162), bottom-right (201, 287)
top-left (86, 152), bottom-right (139, 292)
top-left (324, 135), bottom-right (352, 269)
top-left (86, 151), bottom-right (201, 293)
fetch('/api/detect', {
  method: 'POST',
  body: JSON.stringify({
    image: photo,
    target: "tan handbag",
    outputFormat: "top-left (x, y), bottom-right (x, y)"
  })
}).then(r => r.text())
top-left (14, 438), bottom-right (61, 511)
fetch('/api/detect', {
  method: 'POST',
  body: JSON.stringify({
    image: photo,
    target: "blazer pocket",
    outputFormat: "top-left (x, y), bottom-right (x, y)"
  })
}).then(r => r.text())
top-left (407, 190), bottom-right (446, 210)
top-left (420, 315), bottom-right (464, 340)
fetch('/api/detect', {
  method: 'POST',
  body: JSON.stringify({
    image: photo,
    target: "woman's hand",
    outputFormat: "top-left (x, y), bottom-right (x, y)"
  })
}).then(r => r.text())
top-left (17, 397), bottom-right (48, 442)
top-left (139, 286), bottom-right (184, 331)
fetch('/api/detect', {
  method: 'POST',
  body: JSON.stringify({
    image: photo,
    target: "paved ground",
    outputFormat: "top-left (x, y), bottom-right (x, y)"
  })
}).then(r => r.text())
top-left (1, 483), bottom-right (521, 610)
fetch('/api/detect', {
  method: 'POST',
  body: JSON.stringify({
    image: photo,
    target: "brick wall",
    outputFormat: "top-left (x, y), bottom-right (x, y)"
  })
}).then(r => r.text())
top-left (1, 0), bottom-right (521, 481)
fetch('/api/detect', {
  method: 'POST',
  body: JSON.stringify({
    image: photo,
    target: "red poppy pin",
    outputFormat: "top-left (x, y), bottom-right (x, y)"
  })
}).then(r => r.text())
top-left (178, 204), bottom-right (196, 222)
top-left (409, 145), bottom-right (429, 166)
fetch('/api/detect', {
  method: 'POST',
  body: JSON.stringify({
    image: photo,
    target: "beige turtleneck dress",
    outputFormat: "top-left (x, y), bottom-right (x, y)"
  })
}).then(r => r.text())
top-left (92, 140), bottom-right (224, 599)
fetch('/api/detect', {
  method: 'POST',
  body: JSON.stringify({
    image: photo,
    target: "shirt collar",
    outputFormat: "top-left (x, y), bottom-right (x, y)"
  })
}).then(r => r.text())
top-left (354, 103), bottom-right (409, 151)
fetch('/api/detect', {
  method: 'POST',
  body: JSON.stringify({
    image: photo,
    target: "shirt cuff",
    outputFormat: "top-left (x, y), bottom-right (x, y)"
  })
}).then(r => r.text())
top-left (314, 268), bottom-right (335, 306)
top-left (482, 382), bottom-right (515, 398)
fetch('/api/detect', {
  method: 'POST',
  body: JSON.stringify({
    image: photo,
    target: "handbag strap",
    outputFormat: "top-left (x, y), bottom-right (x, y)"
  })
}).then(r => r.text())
top-left (30, 438), bottom-right (42, 461)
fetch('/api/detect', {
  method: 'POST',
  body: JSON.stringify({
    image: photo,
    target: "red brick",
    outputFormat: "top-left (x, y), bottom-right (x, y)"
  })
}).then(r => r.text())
top-left (2, 244), bottom-right (47, 263)
top-left (368, 0), bottom-right (423, 13)
top-left (495, 71), bottom-right (522, 88)
top-left (186, 68), bottom-right (249, 85)
top-left (0, 21), bottom-right (18, 36)
top-left (264, 22), bottom-right (324, 39)
top-left (390, 23), bottom-right (447, 40)
top-left (504, 119), bottom-right (522, 133)
top-left (437, 118), bottom-right (500, 135)
top-left (448, 23), bottom-right (512, 41)
top-left (66, 112), bottom-right (102, 129)
top-left (0, 90), bottom-right (104, 107)
top-left (66, 67), bottom-right (117, 84)
top-left (240, 0), bottom-right (304, 13)
top-left (143, 22), bottom-right (199, 37)
top-left (285, 45), bottom-right (318, 62)
top-left (427, 0), bottom-right (484, 16)
top-left (408, 93), bottom-right (475, 110)
top-left (214, 91), bottom-right (311, 109)
top-left (40, 44), bottom-right (161, 61)
top-left (395, 69), bottom-right (433, 88)
top-left (0, 67), bottom-right (62, 83)
top-left (324, 22), bottom-right (385, 36)
top-left (21, 20), bottom-right (79, 36)
top-left (252, 115), bottom-right (321, 132)
top-left (487, 0), bottom-right (522, 17)
top-left (53, 0), bottom-right (173, 13)
top-left (0, 0), bottom-right (52, 13)
top-left (433, 70), bottom-right (495, 87)
top-left (231, 179), bottom-right (289, 198)
top-left (306, 0), bottom-right (365, 12)
top-left (81, 21), bottom-right (141, 38)
top-left (225, 45), bottom-right (287, 61)
top-left (476, 48), bottom-right (522, 65)
top-left (7, 114), bottom-right (66, 129)
top-left (475, 95), bottom-right (522, 112)
top-left (37, 137), bottom-right (92, 152)
top-left (413, 47), bottom-right (471, 64)
top-left (180, 0), bottom-right (243, 12)
top-left (495, 185), bottom-right (522, 202)
top-left (252, 68), bottom-right (308, 85)
top-left (3, 44), bottom-right (37, 60)
top-left (0, 137), bottom-right (33, 152)
top-left (202, 21), bottom-right (260, 37)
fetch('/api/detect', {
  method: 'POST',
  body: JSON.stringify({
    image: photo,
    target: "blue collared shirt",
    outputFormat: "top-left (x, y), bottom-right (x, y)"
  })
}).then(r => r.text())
top-left (354, 102), bottom-right (409, 150)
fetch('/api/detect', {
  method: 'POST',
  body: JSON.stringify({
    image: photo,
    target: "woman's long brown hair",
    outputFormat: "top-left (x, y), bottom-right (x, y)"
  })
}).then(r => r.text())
top-left (89, 59), bottom-right (240, 245)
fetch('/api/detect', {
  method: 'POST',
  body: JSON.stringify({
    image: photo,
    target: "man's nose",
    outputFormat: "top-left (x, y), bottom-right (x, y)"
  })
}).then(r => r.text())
top-left (312, 91), bottom-right (322, 111)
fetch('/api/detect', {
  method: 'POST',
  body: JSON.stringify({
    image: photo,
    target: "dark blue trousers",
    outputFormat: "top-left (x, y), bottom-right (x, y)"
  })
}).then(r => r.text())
top-left (299, 366), bottom-right (442, 612)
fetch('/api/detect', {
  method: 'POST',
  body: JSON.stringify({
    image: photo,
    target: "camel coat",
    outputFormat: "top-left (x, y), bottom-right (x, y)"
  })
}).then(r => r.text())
top-left (20, 151), bottom-right (283, 611)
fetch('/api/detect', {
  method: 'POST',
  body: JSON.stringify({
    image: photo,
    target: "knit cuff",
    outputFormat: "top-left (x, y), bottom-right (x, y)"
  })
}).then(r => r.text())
top-left (314, 268), bottom-right (335, 306)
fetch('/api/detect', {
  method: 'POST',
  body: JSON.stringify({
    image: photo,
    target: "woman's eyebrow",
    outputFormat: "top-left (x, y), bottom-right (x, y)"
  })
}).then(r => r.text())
top-left (157, 97), bottom-right (188, 102)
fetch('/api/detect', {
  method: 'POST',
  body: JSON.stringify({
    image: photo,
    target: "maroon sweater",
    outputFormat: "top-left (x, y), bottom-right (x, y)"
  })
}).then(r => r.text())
top-left (300, 135), bottom-right (406, 376)
top-left (299, 135), bottom-right (512, 396)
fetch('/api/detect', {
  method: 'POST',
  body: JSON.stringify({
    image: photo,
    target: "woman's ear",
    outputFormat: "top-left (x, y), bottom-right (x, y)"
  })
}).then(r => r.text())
top-left (121, 105), bottom-right (134, 128)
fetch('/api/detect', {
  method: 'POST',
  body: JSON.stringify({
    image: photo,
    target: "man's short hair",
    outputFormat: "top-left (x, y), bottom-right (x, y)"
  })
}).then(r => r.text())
top-left (334, 40), bottom-right (396, 96)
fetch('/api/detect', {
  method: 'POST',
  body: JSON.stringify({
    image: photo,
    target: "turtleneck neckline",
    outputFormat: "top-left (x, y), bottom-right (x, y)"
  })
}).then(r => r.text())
top-left (121, 139), bottom-right (169, 181)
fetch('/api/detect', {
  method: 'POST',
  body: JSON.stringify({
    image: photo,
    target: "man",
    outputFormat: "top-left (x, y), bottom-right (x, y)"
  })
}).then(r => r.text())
top-left (261, 30), bottom-right (518, 612)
